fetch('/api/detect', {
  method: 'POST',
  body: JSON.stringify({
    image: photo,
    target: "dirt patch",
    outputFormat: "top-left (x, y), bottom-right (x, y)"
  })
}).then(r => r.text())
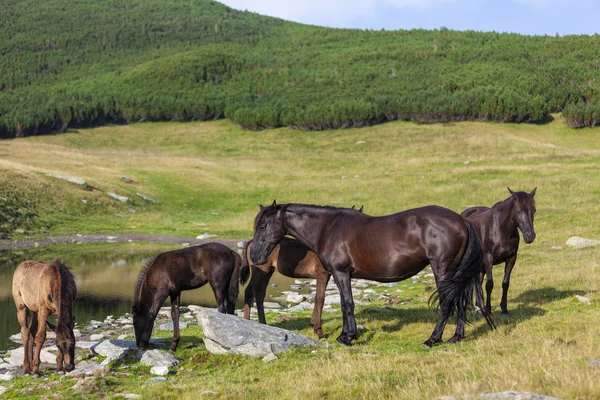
top-left (0, 234), bottom-right (241, 251)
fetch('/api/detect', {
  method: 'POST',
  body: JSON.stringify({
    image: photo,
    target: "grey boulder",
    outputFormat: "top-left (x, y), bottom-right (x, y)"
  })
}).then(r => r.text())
top-left (91, 340), bottom-right (136, 365)
top-left (196, 307), bottom-right (322, 357)
top-left (140, 350), bottom-right (179, 368)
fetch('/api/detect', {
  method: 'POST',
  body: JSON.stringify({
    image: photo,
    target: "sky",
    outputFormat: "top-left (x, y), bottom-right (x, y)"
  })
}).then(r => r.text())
top-left (219, 0), bottom-right (600, 36)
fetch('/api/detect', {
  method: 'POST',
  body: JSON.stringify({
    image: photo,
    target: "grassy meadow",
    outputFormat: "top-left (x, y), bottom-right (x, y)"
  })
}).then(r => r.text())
top-left (0, 116), bottom-right (599, 398)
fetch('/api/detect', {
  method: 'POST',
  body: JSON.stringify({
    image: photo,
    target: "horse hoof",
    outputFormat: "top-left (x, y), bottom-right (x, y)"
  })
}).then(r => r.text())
top-left (32, 374), bottom-right (40, 379)
top-left (447, 335), bottom-right (464, 344)
top-left (336, 335), bottom-right (353, 346)
top-left (501, 310), bottom-right (509, 315)
top-left (421, 342), bottom-right (433, 349)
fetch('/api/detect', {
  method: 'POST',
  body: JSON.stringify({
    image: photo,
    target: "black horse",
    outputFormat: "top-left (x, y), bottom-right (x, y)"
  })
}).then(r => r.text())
top-left (250, 201), bottom-right (495, 347)
top-left (132, 242), bottom-right (245, 351)
top-left (461, 188), bottom-right (537, 315)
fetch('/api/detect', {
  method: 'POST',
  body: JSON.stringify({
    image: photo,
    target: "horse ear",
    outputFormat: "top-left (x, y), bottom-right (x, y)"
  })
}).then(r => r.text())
top-left (358, 205), bottom-right (364, 213)
top-left (507, 187), bottom-right (516, 196)
top-left (351, 205), bottom-right (356, 209)
top-left (259, 204), bottom-right (264, 210)
top-left (271, 199), bottom-right (277, 207)
top-left (530, 187), bottom-right (537, 197)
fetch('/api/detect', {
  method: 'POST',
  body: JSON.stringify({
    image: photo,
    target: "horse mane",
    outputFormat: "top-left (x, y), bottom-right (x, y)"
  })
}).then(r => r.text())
top-left (52, 259), bottom-right (76, 302)
top-left (51, 259), bottom-right (76, 332)
top-left (496, 191), bottom-right (536, 209)
top-left (133, 256), bottom-right (157, 306)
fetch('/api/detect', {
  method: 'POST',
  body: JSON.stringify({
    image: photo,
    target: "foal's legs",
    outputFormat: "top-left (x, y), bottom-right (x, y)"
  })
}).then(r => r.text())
top-left (169, 293), bottom-right (181, 351)
top-left (32, 309), bottom-right (49, 375)
top-left (483, 253), bottom-right (494, 315)
top-left (243, 276), bottom-right (255, 320)
top-left (500, 254), bottom-right (517, 315)
top-left (311, 272), bottom-right (330, 339)
top-left (16, 307), bottom-right (32, 373)
top-left (330, 268), bottom-right (357, 345)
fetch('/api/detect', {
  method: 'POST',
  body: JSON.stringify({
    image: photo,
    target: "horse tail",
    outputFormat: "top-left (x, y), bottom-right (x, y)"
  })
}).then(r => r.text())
top-left (432, 221), bottom-right (496, 330)
top-left (239, 240), bottom-right (251, 285)
top-left (227, 250), bottom-right (242, 312)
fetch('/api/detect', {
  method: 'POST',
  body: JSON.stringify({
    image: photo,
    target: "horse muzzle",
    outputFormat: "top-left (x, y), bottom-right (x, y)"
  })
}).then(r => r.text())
top-left (523, 231), bottom-right (536, 244)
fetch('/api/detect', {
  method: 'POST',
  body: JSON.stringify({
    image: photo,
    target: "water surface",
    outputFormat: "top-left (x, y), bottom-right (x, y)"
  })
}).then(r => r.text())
top-left (0, 243), bottom-right (297, 352)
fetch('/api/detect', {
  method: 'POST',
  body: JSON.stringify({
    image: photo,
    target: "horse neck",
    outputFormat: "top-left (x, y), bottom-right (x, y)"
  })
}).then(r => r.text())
top-left (55, 279), bottom-right (72, 331)
top-left (491, 197), bottom-right (518, 233)
top-left (283, 206), bottom-right (335, 254)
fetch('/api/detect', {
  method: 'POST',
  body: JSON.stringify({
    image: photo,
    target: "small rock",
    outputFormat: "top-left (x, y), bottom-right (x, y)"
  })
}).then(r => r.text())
top-left (551, 246), bottom-right (562, 250)
top-left (287, 302), bottom-right (313, 312)
top-left (197, 233), bottom-right (217, 240)
top-left (140, 350), bottom-right (179, 368)
top-left (0, 373), bottom-right (13, 381)
top-left (324, 295), bottom-right (341, 305)
top-left (137, 193), bottom-right (159, 203)
top-left (263, 302), bottom-right (283, 310)
top-left (107, 192), bottom-right (129, 203)
top-left (159, 322), bottom-right (188, 331)
top-left (114, 213), bottom-right (126, 218)
top-left (147, 376), bottom-right (168, 383)
top-left (201, 390), bottom-right (218, 396)
top-left (356, 141), bottom-right (366, 144)
top-left (262, 353), bottom-right (278, 362)
top-left (66, 362), bottom-right (105, 377)
top-left (90, 334), bottom-right (105, 341)
top-left (286, 293), bottom-right (306, 303)
top-left (587, 359), bottom-right (600, 367)
top-left (566, 236), bottom-right (600, 249)
top-left (150, 366), bottom-right (170, 376)
top-left (121, 177), bottom-right (135, 184)
top-left (46, 174), bottom-right (87, 186)
top-left (575, 295), bottom-right (592, 304)
top-left (0, 386), bottom-right (7, 396)
top-left (119, 394), bottom-right (141, 399)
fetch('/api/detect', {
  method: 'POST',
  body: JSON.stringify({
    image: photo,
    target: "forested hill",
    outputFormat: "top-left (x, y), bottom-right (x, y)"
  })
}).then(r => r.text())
top-left (1, 0), bottom-right (600, 137)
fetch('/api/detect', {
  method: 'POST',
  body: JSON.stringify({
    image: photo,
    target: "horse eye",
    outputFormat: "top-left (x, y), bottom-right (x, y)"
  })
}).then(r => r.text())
top-left (260, 225), bottom-right (266, 231)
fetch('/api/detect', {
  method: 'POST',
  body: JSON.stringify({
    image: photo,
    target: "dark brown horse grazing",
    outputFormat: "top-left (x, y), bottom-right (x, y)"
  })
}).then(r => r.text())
top-left (241, 238), bottom-right (331, 338)
top-left (461, 188), bottom-right (537, 315)
top-left (250, 201), bottom-right (495, 347)
top-left (132, 242), bottom-right (245, 351)
top-left (12, 260), bottom-right (77, 374)
top-left (241, 205), bottom-right (363, 339)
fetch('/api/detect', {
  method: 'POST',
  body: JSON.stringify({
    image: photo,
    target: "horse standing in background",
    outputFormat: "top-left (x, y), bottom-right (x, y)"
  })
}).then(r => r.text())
top-left (462, 188), bottom-right (537, 314)
top-left (241, 205), bottom-right (363, 339)
top-left (250, 201), bottom-right (495, 347)
top-left (12, 260), bottom-right (77, 374)
top-left (132, 242), bottom-right (245, 351)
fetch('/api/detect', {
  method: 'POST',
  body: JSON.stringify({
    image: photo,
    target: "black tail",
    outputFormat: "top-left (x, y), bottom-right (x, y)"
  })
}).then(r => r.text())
top-left (431, 220), bottom-right (495, 330)
top-left (240, 240), bottom-right (251, 285)
top-left (226, 250), bottom-right (242, 314)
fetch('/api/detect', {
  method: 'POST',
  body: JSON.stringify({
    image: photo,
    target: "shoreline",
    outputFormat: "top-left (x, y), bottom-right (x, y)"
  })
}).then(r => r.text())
top-left (0, 234), bottom-right (242, 251)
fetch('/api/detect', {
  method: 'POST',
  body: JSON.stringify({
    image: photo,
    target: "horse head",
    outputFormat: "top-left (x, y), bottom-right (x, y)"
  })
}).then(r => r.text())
top-left (250, 200), bottom-right (287, 265)
top-left (56, 316), bottom-right (76, 372)
top-left (508, 187), bottom-right (537, 244)
top-left (132, 303), bottom-right (151, 349)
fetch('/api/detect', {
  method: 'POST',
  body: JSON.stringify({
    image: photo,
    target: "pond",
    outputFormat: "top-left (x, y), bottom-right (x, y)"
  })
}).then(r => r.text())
top-left (0, 242), bottom-right (298, 352)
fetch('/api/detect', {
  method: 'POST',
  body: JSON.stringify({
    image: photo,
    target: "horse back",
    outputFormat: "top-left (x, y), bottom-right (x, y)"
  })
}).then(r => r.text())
top-left (12, 260), bottom-right (59, 314)
top-left (323, 205), bottom-right (468, 280)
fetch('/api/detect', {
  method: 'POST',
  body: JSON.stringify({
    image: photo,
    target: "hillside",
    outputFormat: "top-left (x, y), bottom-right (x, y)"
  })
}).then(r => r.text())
top-left (1, 0), bottom-right (600, 137)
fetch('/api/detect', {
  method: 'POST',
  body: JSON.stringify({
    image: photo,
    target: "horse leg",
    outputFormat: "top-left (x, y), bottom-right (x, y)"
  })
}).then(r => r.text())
top-left (255, 269), bottom-right (274, 325)
top-left (243, 266), bottom-right (258, 320)
top-left (29, 312), bottom-right (39, 368)
top-left (169, 293), bottom-right (181, 352)
top-left (423, 289), bottom-right (453, 348)
top-left (483, 253), bottom-right (494, 315)
top-left (16, 307), bottom-right (32, 373)
top-left (500, 255), bottom-right (517, 315)
top-left (32, 310), bottom-right (48, 375)
top-left (311, 272), bottom-right (330, 339)
top-left (330, 268), bottom-right (356, 345)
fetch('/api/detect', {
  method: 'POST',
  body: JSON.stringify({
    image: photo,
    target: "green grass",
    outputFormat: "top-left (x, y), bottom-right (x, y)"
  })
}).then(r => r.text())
top-left (0, 117), bottom-right (599, 399)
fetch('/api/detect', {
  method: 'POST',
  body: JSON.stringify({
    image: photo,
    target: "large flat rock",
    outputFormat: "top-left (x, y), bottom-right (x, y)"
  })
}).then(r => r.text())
top-left (196, 307), bottom-right (322, 357)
